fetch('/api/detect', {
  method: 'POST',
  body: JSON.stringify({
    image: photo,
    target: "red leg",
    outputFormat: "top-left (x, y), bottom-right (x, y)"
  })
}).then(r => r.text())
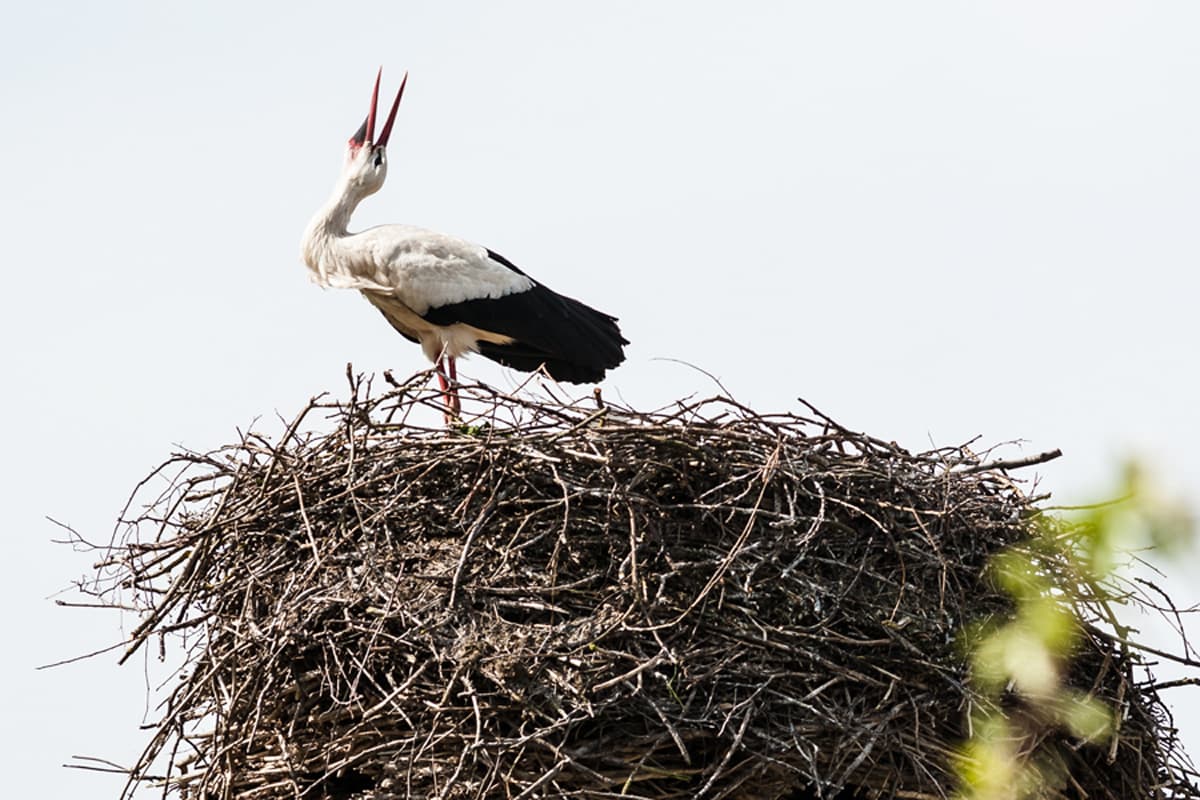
top-left (446, 356), bottom-right (461, 417)
top-left (435, 355), bottom-right (461, 423)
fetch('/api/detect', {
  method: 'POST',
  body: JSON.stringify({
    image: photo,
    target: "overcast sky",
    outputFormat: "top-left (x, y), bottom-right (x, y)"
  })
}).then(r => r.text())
top-left (3, 2), bottom-right (1198, 796)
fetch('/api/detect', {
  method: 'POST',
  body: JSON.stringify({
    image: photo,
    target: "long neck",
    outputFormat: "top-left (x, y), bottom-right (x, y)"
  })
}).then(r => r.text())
top-left (308, 172), bottom-right (365, 238)
top-left (301, 174), bottom-right (366, 280)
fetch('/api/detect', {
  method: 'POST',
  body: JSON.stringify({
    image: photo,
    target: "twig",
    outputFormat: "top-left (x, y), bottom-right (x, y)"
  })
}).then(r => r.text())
top-left (958, 449), bottom-right (1063, 474)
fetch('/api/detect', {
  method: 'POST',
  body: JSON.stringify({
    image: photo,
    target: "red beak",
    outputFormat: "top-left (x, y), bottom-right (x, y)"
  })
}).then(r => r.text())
top-left (377, 71), bottom-right (407, 148)
top-left (364, 68), bottom-right (381, 145)
top-left (353, 68), bottom-right (408, 148)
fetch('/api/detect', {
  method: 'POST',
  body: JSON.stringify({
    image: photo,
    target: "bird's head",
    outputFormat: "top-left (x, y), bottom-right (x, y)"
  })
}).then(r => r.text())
top-left (342, 68), bottom-right (407, 197)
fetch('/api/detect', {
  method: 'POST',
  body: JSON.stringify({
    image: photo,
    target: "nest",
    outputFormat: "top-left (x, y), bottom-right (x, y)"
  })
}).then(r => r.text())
top-left (84, 371), bottom-right (1197, 799)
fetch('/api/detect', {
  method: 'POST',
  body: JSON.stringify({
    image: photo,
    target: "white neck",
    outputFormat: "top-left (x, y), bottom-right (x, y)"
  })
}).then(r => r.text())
top-left (301, 173), bottom-right (367, 282)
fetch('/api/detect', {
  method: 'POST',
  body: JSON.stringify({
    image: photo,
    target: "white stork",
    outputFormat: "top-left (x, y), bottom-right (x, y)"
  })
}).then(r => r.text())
top-left (301, 70), bottom-right (628, 417)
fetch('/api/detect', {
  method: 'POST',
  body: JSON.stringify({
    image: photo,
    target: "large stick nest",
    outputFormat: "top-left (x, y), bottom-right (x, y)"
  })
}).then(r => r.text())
top-left (86, 371), bottom-right (1197, 799)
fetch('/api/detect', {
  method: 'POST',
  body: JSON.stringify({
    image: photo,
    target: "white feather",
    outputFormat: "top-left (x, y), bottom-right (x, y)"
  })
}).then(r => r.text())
top-left (307, 223), bottom-right (533, 314)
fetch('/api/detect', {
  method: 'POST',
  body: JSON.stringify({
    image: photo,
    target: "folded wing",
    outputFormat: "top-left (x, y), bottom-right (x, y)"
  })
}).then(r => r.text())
top-left (422, 250), bottom-right (628, 383)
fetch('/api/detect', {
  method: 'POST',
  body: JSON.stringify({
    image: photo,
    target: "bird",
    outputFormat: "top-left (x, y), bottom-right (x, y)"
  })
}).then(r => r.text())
top-left (301, 69), bottom-right (627, 419)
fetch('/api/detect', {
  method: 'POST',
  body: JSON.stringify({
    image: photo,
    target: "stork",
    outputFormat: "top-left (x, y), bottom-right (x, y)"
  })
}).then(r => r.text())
top-left (301, 70), bottom-right (628, 419)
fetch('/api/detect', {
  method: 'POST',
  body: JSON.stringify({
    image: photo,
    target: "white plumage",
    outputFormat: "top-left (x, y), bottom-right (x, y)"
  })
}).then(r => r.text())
top-left (300, 70), bottom-right (627, 417)
top-left (308, 226), bottom-right (534, 315)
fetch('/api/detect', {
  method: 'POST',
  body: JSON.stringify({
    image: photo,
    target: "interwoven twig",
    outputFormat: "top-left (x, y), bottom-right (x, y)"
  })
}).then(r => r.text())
top-left (77, 370), bottom-right (1198, 799)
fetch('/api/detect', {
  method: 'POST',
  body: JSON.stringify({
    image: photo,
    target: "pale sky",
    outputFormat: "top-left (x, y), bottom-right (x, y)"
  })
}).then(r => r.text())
top-left (3, 2), bottom-right (1198, 796)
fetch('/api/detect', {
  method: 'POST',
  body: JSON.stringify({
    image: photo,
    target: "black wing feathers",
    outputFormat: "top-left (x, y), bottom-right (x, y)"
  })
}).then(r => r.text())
top-left (421, 250), bottom-right (627, 384)
top-left (483, 248), bottom-right (528, 276)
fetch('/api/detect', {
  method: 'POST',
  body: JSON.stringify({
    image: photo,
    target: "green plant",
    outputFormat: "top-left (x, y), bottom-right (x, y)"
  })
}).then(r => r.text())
top-left (956, 463), bottom-right (1195, 799)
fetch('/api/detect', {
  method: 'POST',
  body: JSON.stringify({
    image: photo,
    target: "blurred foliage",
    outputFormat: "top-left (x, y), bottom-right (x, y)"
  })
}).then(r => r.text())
top-left (955, 462), bottom-right (1196, 800)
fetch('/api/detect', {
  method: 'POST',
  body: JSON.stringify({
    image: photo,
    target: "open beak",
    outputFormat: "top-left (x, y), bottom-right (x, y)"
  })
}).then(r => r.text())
top-left (352, 68), bottom-right (408, 148)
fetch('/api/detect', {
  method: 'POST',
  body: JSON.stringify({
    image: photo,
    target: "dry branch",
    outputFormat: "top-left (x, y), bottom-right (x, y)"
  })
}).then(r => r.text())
top-left (77, 371), bottom-right (1198, 799)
